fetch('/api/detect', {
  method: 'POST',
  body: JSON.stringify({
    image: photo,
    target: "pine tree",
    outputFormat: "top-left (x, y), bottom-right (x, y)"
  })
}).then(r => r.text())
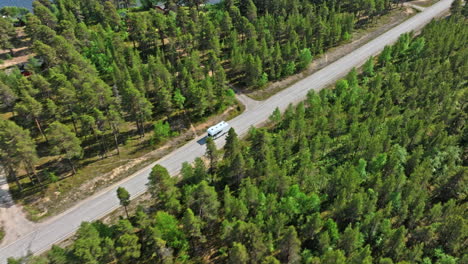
top-left (278, 226), bottom-right (302, 264)
top-left (182, 208), bottom-right (206, 251)
top-left (14, 93), bottom-right (47, 142)
top-left (224, 128), bottom-right (240, 161)
top-left (32, 1), bottom-right (58, 29)
top-left (121, 81), bottom-right (153, 137)
top-left (117, 187), bottom-right (131, 218)
top-left (0, 17), bottom-right (16, 53)
top-left (339, 225), bottom-right (362, 255)
top-left (244, 54), bottom-right (263, 87)
top-left (205, 137), bottom-right (218, 175)
top-left (0, 81), bottom-right (17, 110)
top-left (228, 242), bottom-right (249, 264)
top-left (46, 121), bottom-right (82, 174)
top-left (115, 220), bottom-right (141, 262)
top-left (107, 107), bottom-right (123, 155)
top-left (229, 152), bottom-right (247, 188)
top-left (378, 46), bottom-right (392, 66)
top-left (72, 222), bottom-right (103, 263)
top-left (298, 48), bottom-right (313, 70)
top-left (245, 0), bottom-right (258, 21)
top-left (363, 56), bottom-right (375, 77)
top-left (269, 107), bottom-right (282, 124)
top-left (0, 120), bottom-right (39, 188)
top-left (185, 180), bottom-right (220, 222)
top-left (147, 164), bottom-right (181, 214)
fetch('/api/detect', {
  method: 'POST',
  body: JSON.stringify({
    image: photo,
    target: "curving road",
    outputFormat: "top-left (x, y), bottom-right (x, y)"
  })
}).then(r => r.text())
top-left (0, 0), bottom-right (453, 262)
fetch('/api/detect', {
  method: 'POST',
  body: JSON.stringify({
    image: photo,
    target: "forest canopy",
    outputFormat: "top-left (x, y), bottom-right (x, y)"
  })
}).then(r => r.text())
top-left (9, 14), bottom-right (467, 264)
top-left (0, 0), bottom-right (406, 195)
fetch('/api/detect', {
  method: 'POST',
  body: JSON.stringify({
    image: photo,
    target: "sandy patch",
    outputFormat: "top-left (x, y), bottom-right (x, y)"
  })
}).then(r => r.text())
top-left (0, 169), bottom-right (37, 246)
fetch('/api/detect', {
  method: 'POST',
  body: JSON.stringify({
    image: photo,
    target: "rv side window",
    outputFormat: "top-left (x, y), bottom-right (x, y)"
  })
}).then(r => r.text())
top-left (211, 130), bottom-right (222, 138)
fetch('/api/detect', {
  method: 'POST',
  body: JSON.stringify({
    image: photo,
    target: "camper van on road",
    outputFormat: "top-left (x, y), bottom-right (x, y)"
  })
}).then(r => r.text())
top-left (207, 121), bottom-right (230, 139)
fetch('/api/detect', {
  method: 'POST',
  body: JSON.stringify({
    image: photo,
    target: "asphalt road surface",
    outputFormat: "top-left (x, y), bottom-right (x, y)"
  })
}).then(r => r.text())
top-left (0, 0), bottom-right (454, 262)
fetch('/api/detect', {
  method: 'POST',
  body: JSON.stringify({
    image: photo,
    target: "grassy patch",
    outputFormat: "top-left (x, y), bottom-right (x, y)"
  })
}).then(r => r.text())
top-left (0, 225), bottom-right (4, 243)
top-left (411, 0), bottom-right (440, 8)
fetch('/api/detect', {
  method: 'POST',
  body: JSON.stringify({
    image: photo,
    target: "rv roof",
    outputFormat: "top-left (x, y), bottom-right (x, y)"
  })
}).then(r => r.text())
top-left (207, 121), bottom-right (228, 134)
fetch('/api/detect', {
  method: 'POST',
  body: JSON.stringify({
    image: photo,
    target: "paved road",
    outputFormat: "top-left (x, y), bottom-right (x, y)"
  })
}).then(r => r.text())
top-left (0, 0), bottom-right (453, 262)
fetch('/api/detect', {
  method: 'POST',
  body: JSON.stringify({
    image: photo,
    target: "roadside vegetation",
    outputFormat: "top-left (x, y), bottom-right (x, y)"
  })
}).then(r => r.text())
top-left (0, 225), bottom-right (4, 242)
top-left (9, 11), bottom-right (468, 264)
top-left (0, 0), bottom-right (416, 219)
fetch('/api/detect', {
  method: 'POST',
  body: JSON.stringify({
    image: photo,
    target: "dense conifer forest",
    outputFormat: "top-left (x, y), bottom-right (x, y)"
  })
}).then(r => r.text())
top-left (0, 0), bottom-right (407, 194)
top-left (8, 13), bottom-right (467, 264)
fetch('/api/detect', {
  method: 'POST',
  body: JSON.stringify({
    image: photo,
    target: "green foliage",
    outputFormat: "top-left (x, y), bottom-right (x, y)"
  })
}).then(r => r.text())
top-left (48, 172), bottom-right (59, 183)
top-left (147, 164), bottom-right (181, 214)
top-left (153, 211), bottom-right (189, 253)
top-left (116, 187), bottom-right (130, 217)
top-left (182, 208), bottom-right (206, 244)
top-left (72, 222), bottom-right (103, 263)
top-left (115, 220), bottom-right (141, 262)
top-left (7, 7), bottom-right (468, 264)
top-left (173, 89), bottom-right (186, 110)
top-left (283, 61), bottom-right (296, 76)
top-left (450, 0), bottom-right (462, 16)
top-left (278, 226), bottom-right (301, 263)
top-left (363, 56), bottom-right (375, 76)
top-left (185, 180), bottom-right (220, 222)
top-left (0, 6), bottom-right (29, 19)
top-left (46, 121), bottom-right (82, 172)
top-left (205, 136), bottom-right (219, 174)
top-left (0, 0), bottom-right (401, 187)
top-left (151, 120), bottom-right (172, 145)
top-left (0, 119), bottom-right (39, 188)
top-left (228, 242), bottom-right (249, 264)
top-left (269, 107), bottom-right (281, 124)
top-left (298, 48), bottom-right (313, 70)
top-left (0, 16), bottom-right (16, 50)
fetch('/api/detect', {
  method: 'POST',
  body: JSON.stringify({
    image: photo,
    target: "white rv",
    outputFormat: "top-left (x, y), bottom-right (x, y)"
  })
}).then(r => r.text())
top-left (207, 121), bottom-right (230, 139)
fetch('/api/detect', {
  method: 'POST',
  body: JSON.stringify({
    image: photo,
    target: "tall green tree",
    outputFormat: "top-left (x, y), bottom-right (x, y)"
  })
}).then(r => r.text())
top-left (182, 208), bottom-right (206, 250)
top-left (228, 242), bottom-right (249, 264)
top-left (115, 219), bottom-right (141, 262)
top-left (0, 120), bottom-right (39, 188)
top-left (147, 164), bottom-right (181, 214)
top-left (46, 121), bottom-right (82, 174)
top-left (185, 180), bottom-right (220, 222)
top-left (14, 92), bottom-right (48, 141)
top-left (121, 81), bottom-right (153, 137)
top-left (205, 137), bottom-right (218, 175)
top-left (72, 222), bottom-right (103, 264)
top-left (0, 17), bottom-right (16, 53)
top-left (224, 128), bottom-right (240, 161)
top-left (278, 226), bottom-right (302, 264)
